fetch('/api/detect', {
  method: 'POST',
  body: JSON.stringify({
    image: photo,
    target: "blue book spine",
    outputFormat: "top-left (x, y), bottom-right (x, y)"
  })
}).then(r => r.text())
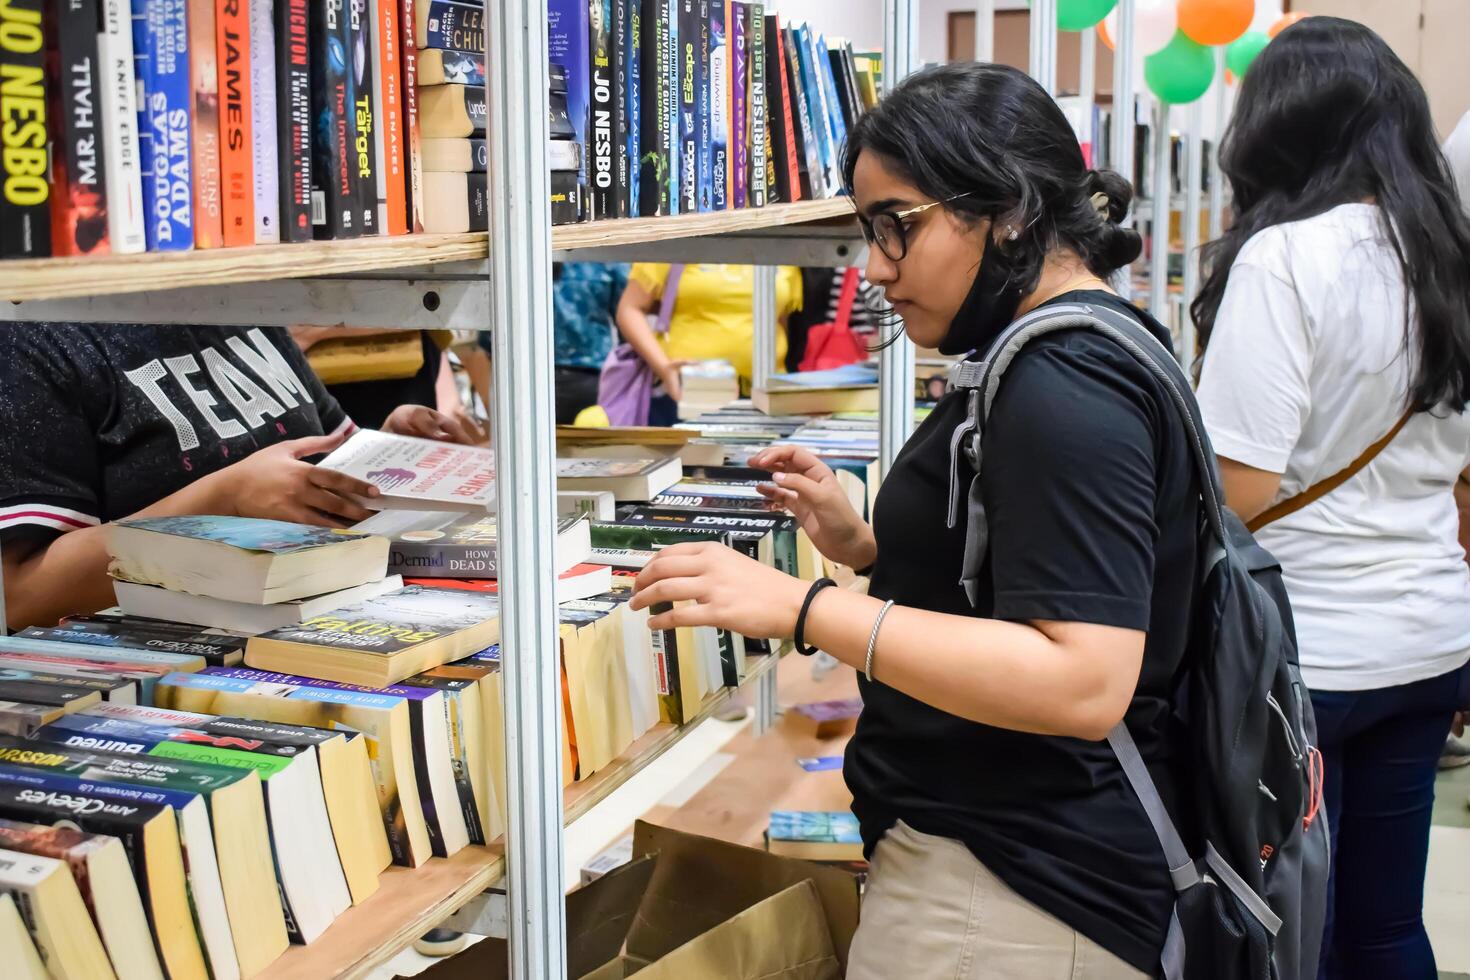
top-left (815, 32), bottom-right (846, 156)
top-left (695, 0), bottom-right (711, 211)
top-left (625, 0), bottom-right (640, 212)
top-left (794, 24), bottom-right (832, 197)
top-left (548, 0), bottom-right (591, 187)
top-left (663, 0), bottom-right (678, 213)
top-left (708, 1), bottom-right (727, 209)
top-left (0, 765), bottom-right (199, 811)
top-left (131, 0), bottom-right (193, 250)
top-left (674, 0), bottom-right (694, 213)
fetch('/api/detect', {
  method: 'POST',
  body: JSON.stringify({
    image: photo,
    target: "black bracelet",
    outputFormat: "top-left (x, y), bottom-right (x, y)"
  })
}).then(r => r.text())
top-left (794, 578), bottom-right (837, 656)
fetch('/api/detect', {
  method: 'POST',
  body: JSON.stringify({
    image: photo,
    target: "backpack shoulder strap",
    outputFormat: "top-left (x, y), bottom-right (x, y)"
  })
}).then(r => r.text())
top-left (946, 302), bottom-right (1231, 567)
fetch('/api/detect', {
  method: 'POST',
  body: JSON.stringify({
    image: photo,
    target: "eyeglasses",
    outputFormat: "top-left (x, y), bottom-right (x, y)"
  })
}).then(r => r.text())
top-left (857, 193), bottom-right (971, 262)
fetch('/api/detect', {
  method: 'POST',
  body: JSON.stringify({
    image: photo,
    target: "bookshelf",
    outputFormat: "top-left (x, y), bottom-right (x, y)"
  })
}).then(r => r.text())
top-left (259, 649), bottom-right (786, 980)
top-left (0, 200), bottom-right (856, 303)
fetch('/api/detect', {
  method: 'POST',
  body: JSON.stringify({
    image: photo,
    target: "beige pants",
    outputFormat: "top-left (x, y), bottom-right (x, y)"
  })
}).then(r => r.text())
top-left (847, 821), bottom-right (1148, 980)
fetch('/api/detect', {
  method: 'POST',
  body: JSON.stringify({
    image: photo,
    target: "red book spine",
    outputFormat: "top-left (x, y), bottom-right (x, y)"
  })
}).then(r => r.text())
top-left (398, 0), bottom-right (423, 232)
top-left (376, 0), bottom-right (406, 234)
top-left (773, 22), bottom-right (799, 202)
top-left (188, 0), bottom-right (224, 247)
top-left (216, 0), bottom-right (254, 245)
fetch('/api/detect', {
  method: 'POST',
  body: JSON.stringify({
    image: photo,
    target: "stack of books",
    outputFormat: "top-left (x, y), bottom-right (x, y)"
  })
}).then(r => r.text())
top-left (1, 0), bottom-right (880, 259)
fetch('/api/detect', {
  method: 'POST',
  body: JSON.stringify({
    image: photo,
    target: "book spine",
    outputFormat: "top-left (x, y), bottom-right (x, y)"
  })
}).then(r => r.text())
top-left (309, 0), bottom-right (354, 236)
top-left (249, 0), bottom-right (279, 243)
top-left (385, 542), bottom-right (498, 578)
top-left (707, 0), bottom-right (725, 210)
top-left (348, 0), bottom-right (376, 234)
top-left (624, 0), bottom-right (638, 213)
top-left (548, 0), bottom-right (589, 192)
top-left (184, 0), bottom-right (220, 248)
top-left (416, 0), bottom-right (481, 51)
top-left (764, 13), bottom-right (793, 203)
top-left (747, 1), bottom-right (763, 207)
top-left (99, 0), bottom-right (145, 251)
top-left (53, 0), bottom-right (111, 256)
top-left (728, 1), bottom-right (745, 208)
top-left (635, 0), bottom-right (665, 216)
top-left (398, 0), bottom-right (422, 230)
top-left (405, 699), bottom-right (446, 856)
top-left (694, 0), bottom-right (709, 212)
top-left (0, 0), bottom-right (49, 258)
top-left (662, 0), bottom-right (676, 213)
top-left (799, 25), bottom-right (834, 195)
top-left (648, 604), bottom-right (682, 724)
top-left (587, 0), bottom-right (614, 219)
top-left (784, 25), bottom-right (817, 199)
top-left (373, 0), bottom-right (405, 234)
top-left (674, 0), bottom-right (695, 214)
top-left (133, 0), bottom-right (194, 251)
top-left (817, 33), bottom-right (846, 152)
top-left (610, 0), bottom-right (627, 217)
top-left (216, 0), bottom-right (253, 245)
top-left (275, 0), bottom-right (312, 241)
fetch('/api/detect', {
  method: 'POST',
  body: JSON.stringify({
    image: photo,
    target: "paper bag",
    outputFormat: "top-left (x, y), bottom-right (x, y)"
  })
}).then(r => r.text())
top-left (629, 820), bottom-right (861, 972)
top-left (629, 880), bottom-right (839, 980)
top-left (399, 856), bottom-right (657, 980)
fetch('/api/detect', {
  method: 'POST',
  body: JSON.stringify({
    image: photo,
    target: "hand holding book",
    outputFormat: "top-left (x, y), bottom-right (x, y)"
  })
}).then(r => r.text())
top-left (215, 433), bottom-right (383, 528)
top-left (628, 540), bottom-right (808, 640)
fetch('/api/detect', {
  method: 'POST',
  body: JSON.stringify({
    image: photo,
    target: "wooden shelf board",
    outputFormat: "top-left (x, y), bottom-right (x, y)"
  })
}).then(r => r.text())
top-left (261, 844), bottom-right (505, 980)
top-left (257, 649), bottom-right (785, 979)
top-left (1, 200), bottom-right (854, 302)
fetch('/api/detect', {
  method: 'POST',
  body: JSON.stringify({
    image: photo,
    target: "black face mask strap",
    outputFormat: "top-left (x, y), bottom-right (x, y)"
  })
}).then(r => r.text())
top-left (938, 237), bottom-right (1027, 357)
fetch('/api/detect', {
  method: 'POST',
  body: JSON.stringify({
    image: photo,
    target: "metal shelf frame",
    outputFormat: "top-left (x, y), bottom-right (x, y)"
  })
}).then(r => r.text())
top-left (0, 4), bottom-right (1230, 978)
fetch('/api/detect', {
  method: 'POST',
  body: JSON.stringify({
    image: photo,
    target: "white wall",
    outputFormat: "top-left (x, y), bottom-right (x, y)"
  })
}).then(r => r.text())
top-left (765, 0), bottom-right (886, 49)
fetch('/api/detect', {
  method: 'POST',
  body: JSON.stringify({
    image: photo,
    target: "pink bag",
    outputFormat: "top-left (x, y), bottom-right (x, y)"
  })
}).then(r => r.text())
top-left (598, 265), bottom-right (685, 426)
top-left (798, 268), bottom-right (867, 372)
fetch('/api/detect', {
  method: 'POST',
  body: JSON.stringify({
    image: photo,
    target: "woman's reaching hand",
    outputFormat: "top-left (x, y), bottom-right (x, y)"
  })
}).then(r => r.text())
top-left (749, 445), bottom-right (877, 570)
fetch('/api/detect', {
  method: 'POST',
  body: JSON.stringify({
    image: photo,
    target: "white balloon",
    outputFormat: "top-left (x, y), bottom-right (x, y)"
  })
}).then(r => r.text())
top-left (1104, 0), bottom-right (1180, 56)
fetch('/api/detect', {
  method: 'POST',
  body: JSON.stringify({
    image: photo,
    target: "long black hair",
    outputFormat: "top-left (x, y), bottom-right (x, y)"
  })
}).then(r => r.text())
top-left (841, 62), bottom-right (1142, 294)
top-left (1191, 16), bottom-right (1470, 412)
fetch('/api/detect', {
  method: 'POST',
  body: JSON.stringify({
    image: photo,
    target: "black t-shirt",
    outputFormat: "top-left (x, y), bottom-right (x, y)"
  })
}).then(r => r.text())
top-left (0, 322), bottom-right (350, 546)
top-left (845, 291), bottom-right (1199, 975)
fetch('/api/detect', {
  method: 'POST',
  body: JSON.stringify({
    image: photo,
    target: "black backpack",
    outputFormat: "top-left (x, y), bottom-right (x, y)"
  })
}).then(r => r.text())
top-left (946, 301), bottom-right (1330, 980)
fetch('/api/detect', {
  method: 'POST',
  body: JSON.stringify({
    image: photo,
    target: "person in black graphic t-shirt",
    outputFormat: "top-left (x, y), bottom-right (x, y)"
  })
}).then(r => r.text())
top-left (1, 322), bottom-right (480, 631)
top-left (630, 64), bottom-right (1202, 979)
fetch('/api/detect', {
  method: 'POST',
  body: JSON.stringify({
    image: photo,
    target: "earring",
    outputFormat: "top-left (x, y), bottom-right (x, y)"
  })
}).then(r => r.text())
top-left (1006, 227), bottom-right (1018, 241)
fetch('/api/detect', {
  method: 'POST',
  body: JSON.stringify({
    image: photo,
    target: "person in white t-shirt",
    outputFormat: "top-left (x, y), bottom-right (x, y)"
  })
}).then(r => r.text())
top-left (1194, 19), bottom-right (1470, 979)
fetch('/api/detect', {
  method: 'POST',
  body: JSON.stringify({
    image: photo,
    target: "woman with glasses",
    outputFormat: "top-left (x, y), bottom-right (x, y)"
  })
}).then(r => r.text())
top-left (632, 61), bottom-right (1197, 978)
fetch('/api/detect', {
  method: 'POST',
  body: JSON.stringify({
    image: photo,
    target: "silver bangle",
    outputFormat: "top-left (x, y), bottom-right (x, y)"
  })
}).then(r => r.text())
top-left (864, 600), bottom-right (895, 683)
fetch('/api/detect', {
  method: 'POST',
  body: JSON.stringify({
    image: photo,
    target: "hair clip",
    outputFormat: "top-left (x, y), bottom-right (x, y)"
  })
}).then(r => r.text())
top-left (1090, 191), bottom-right (1110, 217)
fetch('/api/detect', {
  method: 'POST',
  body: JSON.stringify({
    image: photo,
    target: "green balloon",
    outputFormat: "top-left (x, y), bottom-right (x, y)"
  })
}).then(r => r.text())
top-left (1145, 30), bottom-right (1216, 104)
top-left (1056, 0), bottom-right (1117, 31)
top-left (1226, 31), bottom-right (1271, 78)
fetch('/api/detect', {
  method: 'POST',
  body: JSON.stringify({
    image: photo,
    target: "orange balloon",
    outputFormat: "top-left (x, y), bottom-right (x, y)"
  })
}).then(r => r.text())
top-left (1098, 17), bottom-right (1114, 50)
top-left (1269, 11), bottom-right (1310, 38)
top-left (1178, 0), bottom-right (1253, 46)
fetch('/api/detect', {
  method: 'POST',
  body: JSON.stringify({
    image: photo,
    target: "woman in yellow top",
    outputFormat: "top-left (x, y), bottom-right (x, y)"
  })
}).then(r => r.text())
top-left (615, 263), bottom-right (802, 420)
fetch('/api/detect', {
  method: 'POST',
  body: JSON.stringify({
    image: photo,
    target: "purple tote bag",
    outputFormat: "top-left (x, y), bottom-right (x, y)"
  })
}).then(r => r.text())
top-left (597, 264), bottom-right (684, 426)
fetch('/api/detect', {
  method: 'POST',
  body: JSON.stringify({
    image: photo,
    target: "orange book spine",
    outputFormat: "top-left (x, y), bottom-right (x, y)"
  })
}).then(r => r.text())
top-left (375, 0), bottom-right (406, 234)
top-left (188, 0), bottom-right (224, 247)
top-left (216, 0), bottom-right (254, 246)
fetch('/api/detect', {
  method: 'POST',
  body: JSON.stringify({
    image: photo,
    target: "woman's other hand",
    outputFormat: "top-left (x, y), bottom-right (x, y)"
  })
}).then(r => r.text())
top-left (749, 445), bottom-right (877, 570)
top-left (384, 404), bottom-right (483, 444)
top-left (630, 542), bottom-right (810, 639)
top-left (655, 360), bottom-right (686, 402)
top-left (218, 434), bottom-right (380, 527)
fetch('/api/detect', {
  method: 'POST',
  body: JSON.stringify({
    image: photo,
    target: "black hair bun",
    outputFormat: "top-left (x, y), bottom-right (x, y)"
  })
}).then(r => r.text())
top-left (1086, 169), bottom-right (1143, 271)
